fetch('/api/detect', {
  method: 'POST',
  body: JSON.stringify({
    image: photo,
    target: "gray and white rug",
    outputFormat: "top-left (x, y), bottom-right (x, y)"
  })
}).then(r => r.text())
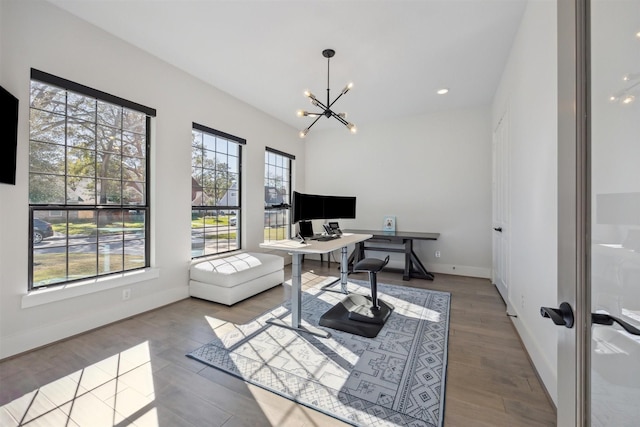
top-left (187, 279), bottom-right (450, 427)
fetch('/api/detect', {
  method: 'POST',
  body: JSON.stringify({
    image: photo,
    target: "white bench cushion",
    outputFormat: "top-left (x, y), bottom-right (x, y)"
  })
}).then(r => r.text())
top-left (190, 252), bottom-right (283, 288)
top-left (189, 252), bottom-right (284, 305)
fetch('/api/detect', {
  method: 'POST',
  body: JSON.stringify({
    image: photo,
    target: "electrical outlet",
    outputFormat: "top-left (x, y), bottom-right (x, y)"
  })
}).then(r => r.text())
top-left (435, 251), bottom-right (441, 258)
top-left (122, 288), bottom-right (131, 301)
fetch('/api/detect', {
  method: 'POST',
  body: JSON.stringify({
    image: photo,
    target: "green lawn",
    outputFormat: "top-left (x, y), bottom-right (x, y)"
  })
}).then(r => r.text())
top-left (51, 221), bottom-right (145, 236)
top-left (263, 227), bottom-right (287, 241)
top-left (34, 220), bottom-right (284, 286)
top-left (191, 215), bottom-right (234, 227)
top-left (32, 253), bottom-right (144, 286)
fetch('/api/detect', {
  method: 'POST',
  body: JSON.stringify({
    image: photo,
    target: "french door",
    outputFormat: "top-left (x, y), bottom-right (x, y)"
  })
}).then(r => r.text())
top-left (557, 0), bottom-right (640, 425)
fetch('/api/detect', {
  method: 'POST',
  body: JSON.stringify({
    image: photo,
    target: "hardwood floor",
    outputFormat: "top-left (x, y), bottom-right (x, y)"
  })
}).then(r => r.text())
top-left (0, 261), bottom-right (556, 426)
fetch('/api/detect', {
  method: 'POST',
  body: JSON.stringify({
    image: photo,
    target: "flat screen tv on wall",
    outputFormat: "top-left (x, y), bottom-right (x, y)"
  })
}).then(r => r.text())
top-left (0, 85), bottom-right (19, 185)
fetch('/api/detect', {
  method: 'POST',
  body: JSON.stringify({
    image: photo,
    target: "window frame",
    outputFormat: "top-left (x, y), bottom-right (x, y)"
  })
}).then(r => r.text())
top-left (264, 147), bottom-right (294, 241)
top-left (28, 69), bottom-right (155, 291)
top-left (191, 122), bottom-right (245, 259)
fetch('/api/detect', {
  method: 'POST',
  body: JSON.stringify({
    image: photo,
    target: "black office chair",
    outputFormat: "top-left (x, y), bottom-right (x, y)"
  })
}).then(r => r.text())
top-left (349, 255), bottom-right (393, 324)
top-left (319, 255), bottom-right (393, 337)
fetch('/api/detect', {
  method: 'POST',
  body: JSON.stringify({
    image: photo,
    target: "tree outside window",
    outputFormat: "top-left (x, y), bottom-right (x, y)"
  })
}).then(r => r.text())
top-left (264, 148), bottom-right (293, 241)
top-left (28, 70), bottom-right (154, 289)
top-left (191, 124), bottom-right (244, 258)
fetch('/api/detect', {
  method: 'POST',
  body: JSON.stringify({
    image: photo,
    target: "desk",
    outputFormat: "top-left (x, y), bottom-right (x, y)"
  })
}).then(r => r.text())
top-left (344, 229), bottom-right (439, 280)
top-left (260, 233), bottom-right (372, 338)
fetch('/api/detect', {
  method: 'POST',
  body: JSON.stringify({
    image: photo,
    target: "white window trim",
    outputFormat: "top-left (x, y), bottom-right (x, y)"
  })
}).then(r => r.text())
top-left (21, 267), bottom-right (159, 308)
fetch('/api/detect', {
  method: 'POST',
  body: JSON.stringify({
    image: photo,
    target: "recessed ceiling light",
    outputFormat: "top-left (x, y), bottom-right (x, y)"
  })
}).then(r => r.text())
top-left (636, 31), bottom-right (640, 38)
top-left (437, 88), bottom-right (449, 95)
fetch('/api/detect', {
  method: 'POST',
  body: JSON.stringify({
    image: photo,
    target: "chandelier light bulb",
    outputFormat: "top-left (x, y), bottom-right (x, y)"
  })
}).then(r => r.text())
top-left (338, 112), bottom-right (347, 119)
top-left (296, 110), bottom-right (305, 117)
top-left (609, 95), bottom-right (618, 102)
top-left (622, 95), bottom-right (635, 104)
top-left (622, 72), bottom-right (640, 82)
top-left (341, 83), bottom-right (353, 95)
top-left (347, 123), bottom-right (357, 134)
top-left (299, 129), bottom-right (309, 138)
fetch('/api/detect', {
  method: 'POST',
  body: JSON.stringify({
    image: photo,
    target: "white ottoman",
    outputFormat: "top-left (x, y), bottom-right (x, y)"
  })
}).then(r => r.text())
top-left (189, 252), bottom-right (284, 305)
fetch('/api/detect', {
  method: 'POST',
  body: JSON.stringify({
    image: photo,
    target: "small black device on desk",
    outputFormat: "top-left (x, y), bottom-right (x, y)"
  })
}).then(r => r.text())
top-left (308, 222), bottom-right (342, 241)
top-left (323, 222), bottom-right (342, 235)
top-left (298, 220), bottom-right (314, 238)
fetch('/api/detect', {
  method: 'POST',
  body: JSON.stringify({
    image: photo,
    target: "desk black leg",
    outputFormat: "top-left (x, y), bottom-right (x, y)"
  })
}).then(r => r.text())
top-left (347, 242), bottom-right (365, 271)
top-left (358, 242), bottom-right (365, 263)
top-left (403, 239), bottom-right (412, 280)
top-left (347, 246), bottom-right (357, 270)
top-left (410, 250), bottom-right (435, 280)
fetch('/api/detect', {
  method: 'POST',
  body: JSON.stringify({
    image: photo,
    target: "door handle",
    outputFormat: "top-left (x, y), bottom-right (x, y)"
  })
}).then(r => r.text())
top-left (493, 227), bottom-right (503, 232)
top-left (540, 302), bottom-right (574, 328)
top-left (592, 313), bottom-right (640, 336)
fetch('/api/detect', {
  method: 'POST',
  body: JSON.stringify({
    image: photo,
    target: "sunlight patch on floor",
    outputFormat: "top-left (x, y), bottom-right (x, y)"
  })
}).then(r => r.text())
top-left (0, 342), bottom-right (158, 427)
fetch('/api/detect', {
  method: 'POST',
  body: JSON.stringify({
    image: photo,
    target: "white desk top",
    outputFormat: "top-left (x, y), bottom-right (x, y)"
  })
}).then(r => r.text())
top-left (260, 233), bottom-right (372, 254)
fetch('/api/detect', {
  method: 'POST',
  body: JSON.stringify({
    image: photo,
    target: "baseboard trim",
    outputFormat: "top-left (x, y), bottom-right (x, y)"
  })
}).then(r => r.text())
top-left (424, 263), bottom-right (491, 279)
top-left (508, 314), bottom-right (558, 412)
top-left (297, 257), bottom-right (491, 279)
top-left (1, 286), bottom-right (189, 360)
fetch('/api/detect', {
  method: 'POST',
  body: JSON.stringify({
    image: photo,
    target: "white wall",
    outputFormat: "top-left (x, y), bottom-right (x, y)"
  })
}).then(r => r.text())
top-left (0, 6), bottom-right (563, 413)
top-left (492, 1), bottom-right (558, 403)
top-left (0, 0), bottom-right (303, 359)
top-left (303, 107), bottom-right (493, 278)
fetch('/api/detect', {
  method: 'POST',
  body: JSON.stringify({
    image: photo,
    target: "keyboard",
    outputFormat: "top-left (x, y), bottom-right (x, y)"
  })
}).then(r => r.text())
top-left (312, 235), bottom-right (340, 242)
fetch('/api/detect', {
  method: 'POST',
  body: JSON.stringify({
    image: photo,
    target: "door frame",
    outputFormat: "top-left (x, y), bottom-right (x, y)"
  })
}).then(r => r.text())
top-left (557, 0), bottom-right (590, 425)
top-left (492, 107), bottom-right (510, 309)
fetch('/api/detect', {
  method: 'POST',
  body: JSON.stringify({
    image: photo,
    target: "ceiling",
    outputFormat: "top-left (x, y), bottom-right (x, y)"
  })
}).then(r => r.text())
top-left (46, 0), bottom-right (527, 133)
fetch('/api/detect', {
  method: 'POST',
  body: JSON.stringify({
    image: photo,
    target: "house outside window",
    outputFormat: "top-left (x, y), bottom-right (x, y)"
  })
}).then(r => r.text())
top-left (191, 123), bottom-right (244, 258)
top-left (264, 147), bottom-right (294, 241)
top-left (28, 69), bottom-right (155, 290)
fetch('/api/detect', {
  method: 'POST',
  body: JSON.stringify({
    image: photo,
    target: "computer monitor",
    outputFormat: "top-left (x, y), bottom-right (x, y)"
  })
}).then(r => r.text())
top-left (292, 191), bottom-right (356, 223)
top-left (298, 220), bottom-right (314, 237)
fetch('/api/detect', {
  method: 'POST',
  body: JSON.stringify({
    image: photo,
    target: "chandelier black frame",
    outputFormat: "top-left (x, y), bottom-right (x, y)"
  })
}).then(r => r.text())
top-left (297, 49), bottom-right (356, 138)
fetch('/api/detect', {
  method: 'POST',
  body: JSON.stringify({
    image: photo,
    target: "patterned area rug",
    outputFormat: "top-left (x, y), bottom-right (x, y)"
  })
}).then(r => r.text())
top-left (187, 279), bottom-right (450, 427)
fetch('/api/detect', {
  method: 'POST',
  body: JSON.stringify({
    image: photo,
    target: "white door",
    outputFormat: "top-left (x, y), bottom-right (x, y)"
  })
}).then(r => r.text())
top-left (589, 0), bottom-right (640, 424)
top-left (556, 0), bottom-right (640, 425)
top-left (492, 109), bottom-right (510, 309)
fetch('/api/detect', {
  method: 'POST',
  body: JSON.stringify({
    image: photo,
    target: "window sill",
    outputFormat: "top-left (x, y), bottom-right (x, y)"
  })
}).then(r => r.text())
top-left (21, 268), bottom-right (160, 309)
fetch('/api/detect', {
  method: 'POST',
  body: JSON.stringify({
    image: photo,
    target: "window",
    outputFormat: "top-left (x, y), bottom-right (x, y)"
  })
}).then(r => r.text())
top-left (264, 147), bottom-right (294, 241)
top-left (191, 123), bottom-right (244, 258)
top-left (28, 69), bottom-right (155, 290)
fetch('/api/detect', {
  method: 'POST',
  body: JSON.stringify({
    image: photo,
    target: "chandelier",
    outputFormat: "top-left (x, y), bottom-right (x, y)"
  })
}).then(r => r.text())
top-left (297, 49), bottom-right (357, 138)
top-left (609, 72), bottom-right (639, 105)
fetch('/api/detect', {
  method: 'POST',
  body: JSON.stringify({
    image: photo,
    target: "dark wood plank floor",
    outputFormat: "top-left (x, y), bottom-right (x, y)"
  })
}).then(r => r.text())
top-left (0, 261), bottom-right (556, 426)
